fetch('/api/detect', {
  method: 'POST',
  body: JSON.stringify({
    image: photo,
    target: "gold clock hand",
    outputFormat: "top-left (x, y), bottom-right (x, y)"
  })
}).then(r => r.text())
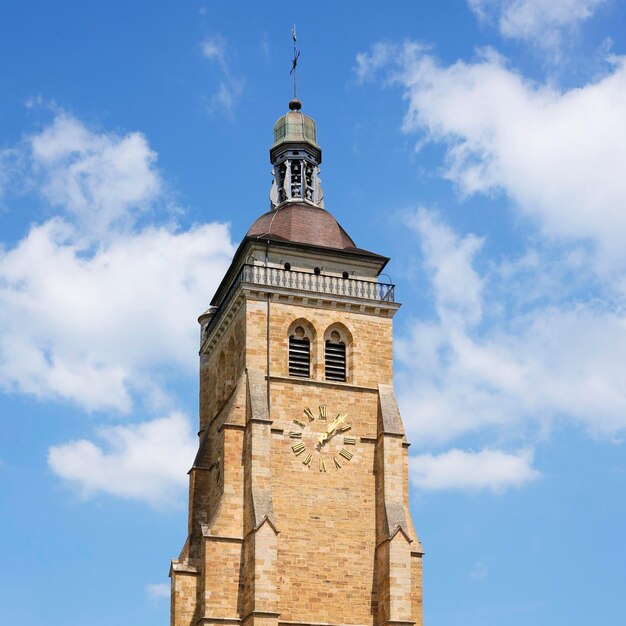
top-left (318, 414), bottom-right (347, 445)
top-left (329, 413), bottom-right (347, 433)
top-left (318, 421), bottom-right (336, 445)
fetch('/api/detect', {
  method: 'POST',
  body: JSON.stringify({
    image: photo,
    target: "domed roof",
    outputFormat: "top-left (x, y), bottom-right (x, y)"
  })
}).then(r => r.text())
top-left (247, 203), bottom-right (357, 250)
top-left (272, 110), bottom-right (319, 145)
top-left (271, 105), bottom-right (321, 163)
top-left (210, 203), bottom-right (388, 307)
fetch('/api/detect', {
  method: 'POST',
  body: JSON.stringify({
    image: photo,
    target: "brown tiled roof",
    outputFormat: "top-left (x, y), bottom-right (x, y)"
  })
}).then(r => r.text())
top-left (210, 204), bottom-right (389, 307)
top-left (247, 203), bottom-right (357, 251)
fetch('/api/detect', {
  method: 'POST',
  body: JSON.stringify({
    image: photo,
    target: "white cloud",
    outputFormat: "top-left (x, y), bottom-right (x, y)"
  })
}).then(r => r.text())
top-left (468, 0), bottom-right (607, 49)
top-left (406, 208), bottom-right (484, 325)
top-left (409, 448), bottom-right (540, 492)
top-left (29, 114), bottom-right (161, 237)
top-left (470, 560), bottom-right (489, 580)
top-left (396, 209), bottom-right (626, 445)
top-left (355, 42), bottom-right (398, 83)
top-left (357, 44), bottom-right (626, 447)
top-left (201, 36), bottom-right (227, 67)
top-left (357, 44), bottom-right (626, 276)
top-left (0, 114), bottom-right (235, 413)
top-left (210, 80), bottom-right (244, 116)
top-left (0, 112), bottom-right (236, 505)
top-left (48, 412), bottom-right (196, 507)
top-left (201, 36), bottom-right (244, 117)
top-left (146, 582), bottom-right (170, 599)
top-left (0, 217), bottom-right (233, 412)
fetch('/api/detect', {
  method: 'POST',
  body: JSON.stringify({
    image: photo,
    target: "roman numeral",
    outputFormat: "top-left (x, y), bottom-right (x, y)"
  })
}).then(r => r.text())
top-left (319, 458), bottom-right (326, 472)
top-left (289, 431), bottom-right (302, 439)
top-left (343, 437), bottom-right (356, 445)
top-left (319, 405), bottom-right (327, 419)
top-left (338, 424), bottom-right (352, 433)
top-left (302, 453), bottom-right (312, 466)
top-left (304, 407), bottom-right (315, 421)
top-left (340, 448), bottom-right (353, 461)
top-left (333, 457), bottom-right (342, 470)
top-left (293, 419), bottom-right (305, 429)
top-left (291, 442), bottom-right (306, 456)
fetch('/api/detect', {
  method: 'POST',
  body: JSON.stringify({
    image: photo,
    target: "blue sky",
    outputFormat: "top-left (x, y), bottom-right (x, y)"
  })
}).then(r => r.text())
top-left (1, 1), bottom-right (625, 624)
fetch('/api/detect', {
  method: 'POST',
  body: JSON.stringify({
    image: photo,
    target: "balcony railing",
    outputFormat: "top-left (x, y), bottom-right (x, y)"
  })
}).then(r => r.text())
top-left (203, 264), bottom-right (395, 344)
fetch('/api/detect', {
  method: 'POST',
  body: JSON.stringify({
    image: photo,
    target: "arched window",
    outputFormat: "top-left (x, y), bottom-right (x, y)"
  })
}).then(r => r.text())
top-left (325, 331), bottom-right (346, 381)
top-left (289, 325), bottom-right (311, 378)
top-left (324, 324), bottom-right (352, 383)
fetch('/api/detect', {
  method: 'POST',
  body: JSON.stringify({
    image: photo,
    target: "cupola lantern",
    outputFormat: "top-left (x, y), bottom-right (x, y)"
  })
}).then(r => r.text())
top-left (269, 99), bottom-right (324, 209)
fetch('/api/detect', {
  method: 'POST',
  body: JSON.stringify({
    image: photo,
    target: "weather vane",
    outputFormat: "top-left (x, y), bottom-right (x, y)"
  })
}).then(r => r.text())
top-left (290, 24), bottom-right (300, 99)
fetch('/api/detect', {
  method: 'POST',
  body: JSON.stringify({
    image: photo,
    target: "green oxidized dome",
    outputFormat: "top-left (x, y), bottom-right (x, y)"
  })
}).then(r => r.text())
top-left (271, 99), bottom-right (320, 154)
top-left (272, 111), bottom-right (319, 148)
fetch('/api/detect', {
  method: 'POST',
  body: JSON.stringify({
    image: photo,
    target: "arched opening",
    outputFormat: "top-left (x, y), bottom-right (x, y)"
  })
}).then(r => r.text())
top-left (324, 323), bottom-right (353, 383)
top-left (287, 319), bottom-right (316, 379)
top-left (289, 325), bottom-right (310, 378)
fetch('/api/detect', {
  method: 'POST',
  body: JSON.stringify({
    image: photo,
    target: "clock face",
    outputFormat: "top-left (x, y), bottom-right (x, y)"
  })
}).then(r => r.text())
top-left (288, 404), bottom-right (357, 472)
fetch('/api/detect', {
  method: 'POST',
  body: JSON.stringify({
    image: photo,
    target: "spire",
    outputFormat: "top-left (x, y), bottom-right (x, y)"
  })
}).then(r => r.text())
top-left (290, 25), bottom-right (300, 102)
top-left (268, 28), bottom-right (324, 210)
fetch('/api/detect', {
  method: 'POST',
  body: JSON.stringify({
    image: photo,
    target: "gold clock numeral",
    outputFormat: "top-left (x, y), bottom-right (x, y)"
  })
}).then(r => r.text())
top-left (319, 405), bottom-right (327, 419)
top-left (302, 453), bottom-right (312, 467)
top-left (338, 424), bottom-right (352, 433)
top-left (293, 419), bottom-right (305, 429)
top-left (333, 457), bottom-right (342, 470)
top-left (291, 442), bottom-right (306, 456)
top-left (289, 431), bottom-right (302, 439)
top-left (344, 436), bottom-right (356, 445)
top-left (340, 448), bottom-right (353, 461)
top-left (319, 458), bottom-right (327, 472)
top-left (304, 407), bottom-right (315, 422)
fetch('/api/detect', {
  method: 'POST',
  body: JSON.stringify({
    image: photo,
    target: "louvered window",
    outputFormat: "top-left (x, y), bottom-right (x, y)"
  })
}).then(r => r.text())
top-left (325, 340), bottom-right (346, 382)
top-left (289, 334), bottom-right (310, 378)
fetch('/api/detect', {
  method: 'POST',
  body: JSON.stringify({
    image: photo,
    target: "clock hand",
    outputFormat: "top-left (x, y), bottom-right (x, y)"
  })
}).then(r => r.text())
top-left (317, 414), bottom-right (347, 445)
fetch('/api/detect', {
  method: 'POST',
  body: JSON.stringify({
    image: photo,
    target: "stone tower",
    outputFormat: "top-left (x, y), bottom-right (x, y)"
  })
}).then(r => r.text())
top-left (170, 98), bottom-right (424, 626)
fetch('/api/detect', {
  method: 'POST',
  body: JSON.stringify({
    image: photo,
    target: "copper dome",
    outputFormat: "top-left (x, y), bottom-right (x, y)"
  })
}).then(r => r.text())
top-left (246, 203), bottom-right (357, 251)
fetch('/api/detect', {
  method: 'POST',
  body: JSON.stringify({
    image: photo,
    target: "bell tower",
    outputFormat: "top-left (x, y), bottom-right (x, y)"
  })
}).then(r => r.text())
top-left (269, 98), bottom-right (324, 209)
top-left (170, 97), bottom-right (424, 626)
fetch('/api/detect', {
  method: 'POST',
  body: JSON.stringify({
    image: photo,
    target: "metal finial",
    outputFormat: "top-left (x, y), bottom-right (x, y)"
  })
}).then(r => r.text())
top-left (290, 24), bottom-right (300, 101)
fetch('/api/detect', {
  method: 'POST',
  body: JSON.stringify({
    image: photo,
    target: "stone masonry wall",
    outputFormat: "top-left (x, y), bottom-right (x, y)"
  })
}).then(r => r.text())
top-left (172, 291), bottom-right (422, 626)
